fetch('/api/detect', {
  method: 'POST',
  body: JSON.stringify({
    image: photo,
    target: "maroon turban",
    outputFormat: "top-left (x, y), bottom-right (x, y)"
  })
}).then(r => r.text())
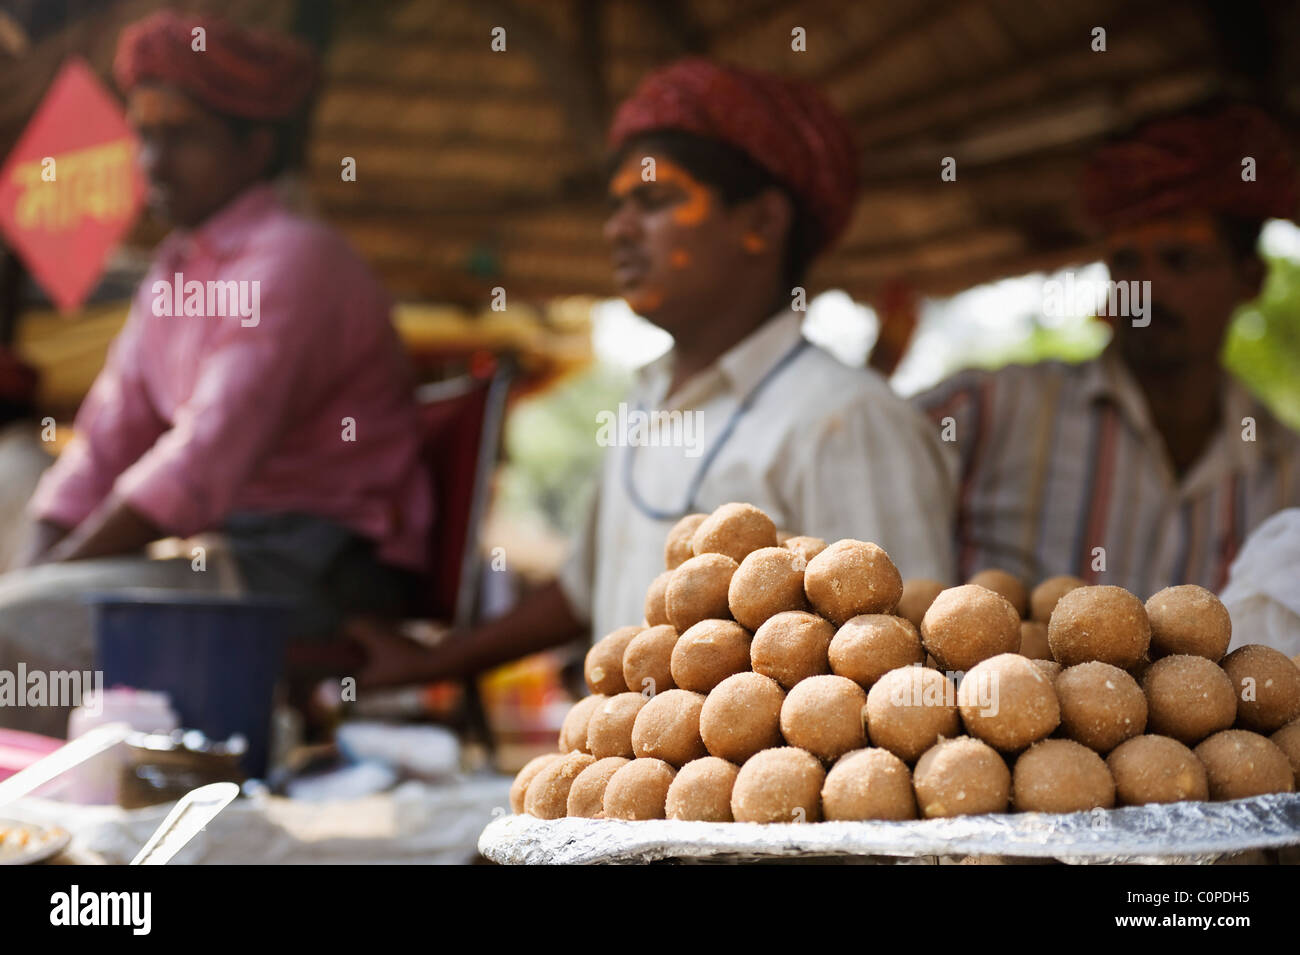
top-left (114, 11), bottom-right (318, 121)
top-left (608, 58), bottom-right (859, 252)
top-left (1082, 106), bottom-right (1298, 229)
top-left (0, 346), bottom-right (38, 406)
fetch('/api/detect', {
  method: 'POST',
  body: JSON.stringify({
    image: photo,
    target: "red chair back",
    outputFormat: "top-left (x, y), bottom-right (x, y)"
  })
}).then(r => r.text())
top-left (416, 358), bottom-right (512, 625)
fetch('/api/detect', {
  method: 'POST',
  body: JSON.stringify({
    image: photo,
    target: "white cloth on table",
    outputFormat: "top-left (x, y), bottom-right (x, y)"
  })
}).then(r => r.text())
top-left (9, 775), bottom-right (513, 864)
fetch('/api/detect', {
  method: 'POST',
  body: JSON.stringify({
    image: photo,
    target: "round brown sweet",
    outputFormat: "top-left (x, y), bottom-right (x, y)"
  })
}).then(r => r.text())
top-left (665, 553), bottom-right (738, 632)
top-left (1029, 575), bottom-right (1085, 624)
top-left (602, 758), bottom-right (676, 819)
top-left (585, 626), bottom-right (642, 695)
top-left (957, 653), bottom-right (1060, 752)
top-left (751, 610), bottom-right (833, 689)
top-left (621, 623), bottom-right (678, 697)
top-left (1033, 659), bottom-right (1062, 681)
top-left (783, 535), bottom-right (827, 565)
top-left (821, 748), bottom-right (917, 821)
top-left (558, 694), bottom-right (606, 753)
top-left (828, 614), bottom-right (924, 690)
top-left (897, 578), bottom-right (946, 629)
top-left (509, 752), bottom-right (562, 813)
top-left (670, 619), bottom-right (752, 693)
top-left (524, 751), bottom-right (596, 818)
top-left (1271, 719), bottom-right (1300, 787)
top-left (1012, 739), bottom-right (1115, 812)
top-left (912, 736), bottom-right (1011, 818)
top-left (586, 692), bottom-right (649, 759)
top-left (1194, 730), bottom-right (1295, 800)
top-left (804, 539), bottom-right (903, 625)
top-left (1048, 585), bottom-right (1150, 668)
top-left (968, 569), bottom-right (1028, 619)
top-left (864, 666), bottom-right (961, 762)
top-left (664, 513), bottom-right (707, 570)
top-left (630, 688), bottom-right (707, 766)
top-left (690, 502), bottom-right (777, 564)
top-left (1142, 654), bottom-right (1238, 745)
top-left (920, 585), bottom-right (1021, 672)
top-left (1106, 735), bottom-right (1209, 805)
top-left (780, 675), bottom-right (869, 762)
top-left (1018, 621), bottom-right (1052, 661)
top-left (1056, 661), bottom-right (1147, 753)
top-left (1221, 644), bottom-right (1300, 733)
top-left (643, 571), bottom-right (673, 628)
top-left (565, 756), bottom-right (630, 818)
top-left (699, 672), bottom-right (784, 763)
top-left (1145, 585), bottom-right (1232, 661)
top-left (730, 747), bottom-right (825, 823)
top-left (727, 547), bottom-right (810, 631)
top-left (665, 756), bottom-right (739, 821)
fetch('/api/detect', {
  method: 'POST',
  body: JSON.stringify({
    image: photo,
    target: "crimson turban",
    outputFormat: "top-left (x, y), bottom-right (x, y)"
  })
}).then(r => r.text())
top-left (1082, 105), bottom-right (1298, 229)
top-left (608, 58), bottom-right (859, 252)
top-left (114, 11), bottom-right (318, 121)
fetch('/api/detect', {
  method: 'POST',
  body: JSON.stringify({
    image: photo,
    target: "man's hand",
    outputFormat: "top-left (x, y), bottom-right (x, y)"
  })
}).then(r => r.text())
top-left (46, 495), bottom-right (162, 563)
top-left (348, 618), bottom-right (461, 688)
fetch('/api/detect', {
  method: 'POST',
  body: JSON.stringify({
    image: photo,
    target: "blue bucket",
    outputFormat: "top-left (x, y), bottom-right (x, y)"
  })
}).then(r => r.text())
top-left (88, 590), bottom-right (296, 777)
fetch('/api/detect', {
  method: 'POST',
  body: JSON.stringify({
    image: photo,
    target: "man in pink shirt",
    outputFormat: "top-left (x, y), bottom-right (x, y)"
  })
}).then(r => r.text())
top-left (0, 13), bottom-right (431, 735)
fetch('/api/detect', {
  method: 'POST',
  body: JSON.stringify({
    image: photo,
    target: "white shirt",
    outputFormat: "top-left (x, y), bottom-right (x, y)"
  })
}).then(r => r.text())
top-left (560, 310), bottom-right (956, 640)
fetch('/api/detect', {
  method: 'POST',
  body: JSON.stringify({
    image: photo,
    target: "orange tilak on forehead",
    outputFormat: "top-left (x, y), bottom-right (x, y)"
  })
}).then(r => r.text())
top-left (1107, 212), bottom-right (1219, 251)
top-left (609, 155), bottom-right (715, 227)
top-left (127, 86), bottom-right (206, 127)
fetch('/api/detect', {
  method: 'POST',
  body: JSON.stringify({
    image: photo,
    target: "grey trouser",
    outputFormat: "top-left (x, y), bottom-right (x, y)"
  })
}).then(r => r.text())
top-left (0, 513), bottom-right (418, 737)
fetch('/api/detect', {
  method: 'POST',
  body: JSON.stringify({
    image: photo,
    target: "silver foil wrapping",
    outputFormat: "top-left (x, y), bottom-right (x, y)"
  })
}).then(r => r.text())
top-left (478, 792), bottom-right (1300, 864)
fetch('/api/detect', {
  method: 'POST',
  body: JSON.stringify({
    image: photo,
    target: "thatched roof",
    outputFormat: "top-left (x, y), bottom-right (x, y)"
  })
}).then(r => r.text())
top-left (2, 0), bottom-right (1299, 311)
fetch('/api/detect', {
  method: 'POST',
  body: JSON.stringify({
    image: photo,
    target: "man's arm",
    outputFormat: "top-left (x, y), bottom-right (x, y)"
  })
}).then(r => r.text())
top-left (354, 580), bottom-right (585, 687)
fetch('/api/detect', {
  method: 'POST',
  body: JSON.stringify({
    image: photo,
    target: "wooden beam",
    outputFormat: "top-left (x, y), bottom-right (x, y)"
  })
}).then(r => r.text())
top-left (640, 0), bottom-right (709, 54)
top-left (469, 0), bottom-right (608, 163)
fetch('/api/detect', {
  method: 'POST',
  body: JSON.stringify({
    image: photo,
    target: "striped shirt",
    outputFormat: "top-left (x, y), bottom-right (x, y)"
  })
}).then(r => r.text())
top-left (914, 348), bottom-right (1300, 597)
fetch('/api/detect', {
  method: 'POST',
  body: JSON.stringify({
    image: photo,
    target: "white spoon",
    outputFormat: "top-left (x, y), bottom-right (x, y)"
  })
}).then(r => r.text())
top-left (130, 781), bottom-right (240, 865)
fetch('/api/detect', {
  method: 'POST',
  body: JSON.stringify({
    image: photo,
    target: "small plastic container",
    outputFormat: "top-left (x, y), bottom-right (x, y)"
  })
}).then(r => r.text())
top-left (64, 689), bottom-right (178, 804)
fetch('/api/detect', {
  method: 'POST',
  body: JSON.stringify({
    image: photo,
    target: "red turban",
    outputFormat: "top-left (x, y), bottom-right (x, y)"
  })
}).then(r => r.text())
top-left (0, 346), bottom-right (38, 406)
top-left (114, 11), bottom-right (318, 121)
top-left (1082, 106), bottom-right (1298, 229)
top-left (608, 58), bottom-right (859, 252)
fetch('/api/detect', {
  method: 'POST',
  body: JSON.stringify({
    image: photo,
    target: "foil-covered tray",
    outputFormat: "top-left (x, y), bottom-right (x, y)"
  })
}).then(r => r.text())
top-left (479, 793), bottom-right (1300, 864)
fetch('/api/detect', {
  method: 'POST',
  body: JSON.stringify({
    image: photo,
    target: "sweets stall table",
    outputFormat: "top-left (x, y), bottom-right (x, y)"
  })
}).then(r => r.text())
top-left (478, 792), bottom-right (1300, 865)
top-left (9, 774), bottom-right (513, 864)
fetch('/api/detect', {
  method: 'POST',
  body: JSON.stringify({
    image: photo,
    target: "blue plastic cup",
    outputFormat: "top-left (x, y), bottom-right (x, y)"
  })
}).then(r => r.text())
top-left (88, 590), bottom-right (296, 777)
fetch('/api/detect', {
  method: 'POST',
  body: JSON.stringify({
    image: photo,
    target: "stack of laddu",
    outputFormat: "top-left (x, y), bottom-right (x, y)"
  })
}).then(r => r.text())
top-left (511, 503), bottom-right (1300, 823)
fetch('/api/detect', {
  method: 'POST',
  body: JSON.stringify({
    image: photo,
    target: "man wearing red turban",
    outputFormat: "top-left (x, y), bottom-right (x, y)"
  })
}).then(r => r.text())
top-left (0, 13), bottom-right (431, 736)
top-left (354, 59), bottom-right (956, 686)
top-left (917, 105), bottom-right (1300, 596)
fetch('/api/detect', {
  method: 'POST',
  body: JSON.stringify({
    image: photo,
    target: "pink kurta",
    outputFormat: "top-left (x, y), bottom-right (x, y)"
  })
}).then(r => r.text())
top-left (29, 184), bottom-right (432, 572)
